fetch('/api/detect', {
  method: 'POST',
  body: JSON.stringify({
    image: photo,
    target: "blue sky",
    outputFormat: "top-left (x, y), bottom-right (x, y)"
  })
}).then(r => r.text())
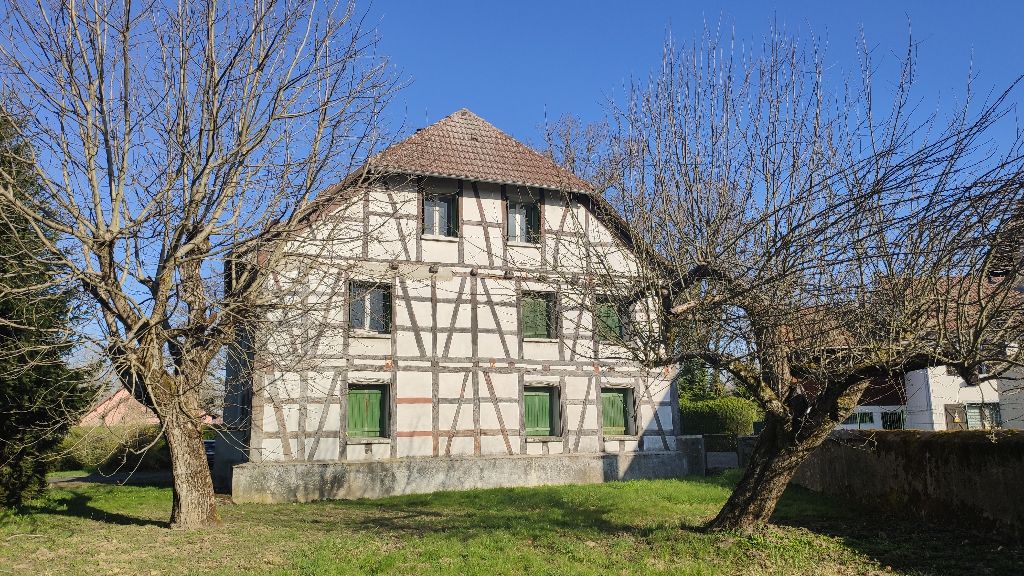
top-left (365, 1), bottom-right (1024, 148)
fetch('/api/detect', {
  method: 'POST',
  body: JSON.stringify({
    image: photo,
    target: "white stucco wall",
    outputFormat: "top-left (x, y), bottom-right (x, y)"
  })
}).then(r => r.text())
top-left (904, 366), bottom-right (1001, 430)
top-left (998, 368), bottom-right (1024, 430)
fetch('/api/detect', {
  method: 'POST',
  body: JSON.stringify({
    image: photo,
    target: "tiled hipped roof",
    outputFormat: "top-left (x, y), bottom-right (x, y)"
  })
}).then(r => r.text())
top-left (368, 109), bottom-right (594, 193)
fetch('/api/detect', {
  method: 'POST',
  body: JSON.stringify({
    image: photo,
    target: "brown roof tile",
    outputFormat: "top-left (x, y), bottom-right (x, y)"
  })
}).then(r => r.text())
top-left (368, 109), bottom-right (594, 193)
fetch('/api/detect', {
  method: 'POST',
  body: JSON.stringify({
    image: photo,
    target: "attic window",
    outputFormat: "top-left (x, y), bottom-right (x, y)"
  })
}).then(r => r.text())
top-left (507, 189), bottom-right (540, 244)
top-left (423, 187), bottom-right (459, 237)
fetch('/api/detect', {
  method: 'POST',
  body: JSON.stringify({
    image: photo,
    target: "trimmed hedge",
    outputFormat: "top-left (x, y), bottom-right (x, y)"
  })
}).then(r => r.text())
top-left (50, 425), bottom-right (170, 473)
top-left (679, 396), bottom-right (761, 438)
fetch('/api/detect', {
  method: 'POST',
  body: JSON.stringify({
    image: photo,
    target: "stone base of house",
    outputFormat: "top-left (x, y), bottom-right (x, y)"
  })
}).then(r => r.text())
top-left (231, 439), bottom-right (704, 504)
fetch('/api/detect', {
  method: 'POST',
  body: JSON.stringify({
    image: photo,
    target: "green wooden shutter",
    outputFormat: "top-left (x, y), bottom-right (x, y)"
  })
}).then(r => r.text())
top-left (596, 302), bottom-right (621, 341)
top-left (348, 387), bottom-right (384, 437)
top-left (601, 389), bottom-right (627, 435)
top-left (522, 295), bottom-right (549, 338)
top-left (524, 388), bottom-right (553, 436)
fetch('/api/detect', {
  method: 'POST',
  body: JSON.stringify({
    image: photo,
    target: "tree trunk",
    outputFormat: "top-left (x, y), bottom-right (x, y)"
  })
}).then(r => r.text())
top-left (164, 408), bottom-right (220, 529)
top-left (705, 414), bottom-right (826, 532)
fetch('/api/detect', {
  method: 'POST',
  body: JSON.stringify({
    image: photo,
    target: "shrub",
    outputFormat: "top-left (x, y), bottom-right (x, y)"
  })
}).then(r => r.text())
top-left (680, 396), bottom-right (761, 438)
top-left (50, 425), bottom-right (171, 473)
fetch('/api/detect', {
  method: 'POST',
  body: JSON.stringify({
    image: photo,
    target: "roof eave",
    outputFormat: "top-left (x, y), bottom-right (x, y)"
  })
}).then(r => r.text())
top-left (370, 165), bottom-right (595, 195)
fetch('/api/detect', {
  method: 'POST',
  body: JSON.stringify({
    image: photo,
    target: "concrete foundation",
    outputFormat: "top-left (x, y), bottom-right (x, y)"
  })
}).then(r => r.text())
top-left (232, 438), bottom-right (703, 503)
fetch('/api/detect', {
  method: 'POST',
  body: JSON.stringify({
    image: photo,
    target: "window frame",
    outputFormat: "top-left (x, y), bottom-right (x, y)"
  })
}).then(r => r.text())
top-left (422, 182), bottom-right (460, 238)
top-left (881, 410), bottom-right (905, 430)
top-left (842, 411), bottom-right (875, 428)
top-left (506, 188), bottom-right (542, 244)
top-left (600, 387), bottom-right (635, 437)
top-left (523, 385), bottom-right (560, 437)
top-left (965, 402), bottom-right (1002, 430)
top-left (595, 297), bottom-right (628, 343)
top-left (348, 280), bottom-right (393, 334)
top-left (520, 291), bottom-right (557, 339)
top-left (346, 384), bottom-right (390, 439)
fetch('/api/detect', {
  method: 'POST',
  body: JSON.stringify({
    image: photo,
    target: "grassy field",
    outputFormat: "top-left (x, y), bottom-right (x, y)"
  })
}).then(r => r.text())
top-left (1, 473), bottom-right (1019, 576)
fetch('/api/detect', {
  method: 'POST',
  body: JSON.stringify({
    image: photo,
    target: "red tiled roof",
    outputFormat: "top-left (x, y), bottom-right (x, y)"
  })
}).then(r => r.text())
top-left (368, 109), bottom-right (594, 193)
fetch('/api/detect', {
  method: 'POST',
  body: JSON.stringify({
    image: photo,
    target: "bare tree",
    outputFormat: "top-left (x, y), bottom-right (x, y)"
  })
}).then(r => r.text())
top-left (549, 27), bottom-right (1024, 532)
top-left (0, 0), bottom-right (398, 528)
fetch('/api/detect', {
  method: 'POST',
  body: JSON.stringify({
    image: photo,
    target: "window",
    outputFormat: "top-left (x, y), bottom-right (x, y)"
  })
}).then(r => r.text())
top-left (524, 386), bottom-right (558, 436)
top-left (423, 191), bottom-right (459, 237)
top-left (347, 385), bottom-right (388, 438)
top-left (349, 281), bottom-right (392, 333)
top-left (601, 388), bottom-right (634, 436)
top-left (595, 299), bottom-right (626, 342)
top-left (881, 411), bottom-right (905, 430)
top-left (842, 411), bottom-right (875, 428)
top-left (965, 403), bottom-right (1001, 430)
top-left (507, 191), bottom-right (540, 243)
top-left (521, 292), bottom-right (556, 339)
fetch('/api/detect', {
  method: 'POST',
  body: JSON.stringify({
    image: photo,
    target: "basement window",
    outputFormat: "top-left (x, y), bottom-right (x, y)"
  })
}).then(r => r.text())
top-left (524, 386), bottom-right (559, 437)
top-left (349, 281), bottom-right (392, 334)
top-left (601, 388), bottom-right (635, 436)
top-left (347, 385), bottom-right (388, 438)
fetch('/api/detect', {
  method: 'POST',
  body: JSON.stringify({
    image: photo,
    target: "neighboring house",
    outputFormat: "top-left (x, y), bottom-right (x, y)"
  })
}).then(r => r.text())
top-left (216, 109), bottom-right (699, 501)
top-left (998, 371), bottom-right (1024, 430)
top-left (80, 387), bottom-right (221, 428)
top-left (79, 388), bottom-right (160, 427)
top-left (842, 365), bottom-right (1011, 431)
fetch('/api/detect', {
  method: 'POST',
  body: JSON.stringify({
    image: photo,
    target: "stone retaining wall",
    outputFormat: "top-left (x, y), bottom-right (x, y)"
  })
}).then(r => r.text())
top-left (232, 438), bottom-right (704, 503)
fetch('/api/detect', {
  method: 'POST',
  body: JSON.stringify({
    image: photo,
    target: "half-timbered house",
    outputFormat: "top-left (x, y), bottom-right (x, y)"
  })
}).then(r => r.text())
top-left (217, 109), bottom-right (702, 502)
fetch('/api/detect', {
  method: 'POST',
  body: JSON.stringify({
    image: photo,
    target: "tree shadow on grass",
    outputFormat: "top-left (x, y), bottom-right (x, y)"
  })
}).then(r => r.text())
top-left (772, 485), bottom-right (1024, 576)
top-left (49, 470), bottom-right (173, 488)
top-left (339, 484), bottom-right (689, 543)
top-left (25, 491), bottom-right (168, 528)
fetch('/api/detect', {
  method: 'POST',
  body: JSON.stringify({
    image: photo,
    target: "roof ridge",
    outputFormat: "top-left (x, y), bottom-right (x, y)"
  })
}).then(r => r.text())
top-left (367, 108), bottom-right (593, 193)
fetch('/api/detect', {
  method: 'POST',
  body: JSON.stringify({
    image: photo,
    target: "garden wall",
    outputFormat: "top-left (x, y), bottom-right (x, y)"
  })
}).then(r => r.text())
top-left (233, 441), bottom-right (705, 503)
top-left (792, 430), bottom-right (1024, 541)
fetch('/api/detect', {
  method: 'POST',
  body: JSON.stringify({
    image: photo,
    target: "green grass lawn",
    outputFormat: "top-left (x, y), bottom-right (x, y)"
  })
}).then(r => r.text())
top-left (1, 473), bottom-right (1019, 576)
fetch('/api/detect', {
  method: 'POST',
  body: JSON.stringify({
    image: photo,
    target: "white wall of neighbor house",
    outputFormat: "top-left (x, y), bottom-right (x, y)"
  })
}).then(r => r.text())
top-left (904, 366), bottom-right (1001, 430)
top-left (246, 175), bottom-right (678, 464)
top-left (998, 368), bottom-right (1024, 430)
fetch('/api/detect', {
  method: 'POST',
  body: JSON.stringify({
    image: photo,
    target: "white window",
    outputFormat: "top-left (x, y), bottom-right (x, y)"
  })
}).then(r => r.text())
top-left (349, 281), bottom-right (392, 334)
top-left (507, 190), bottom-right (540, 243)
top-left (423, 192), bottom-right (458, 237)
